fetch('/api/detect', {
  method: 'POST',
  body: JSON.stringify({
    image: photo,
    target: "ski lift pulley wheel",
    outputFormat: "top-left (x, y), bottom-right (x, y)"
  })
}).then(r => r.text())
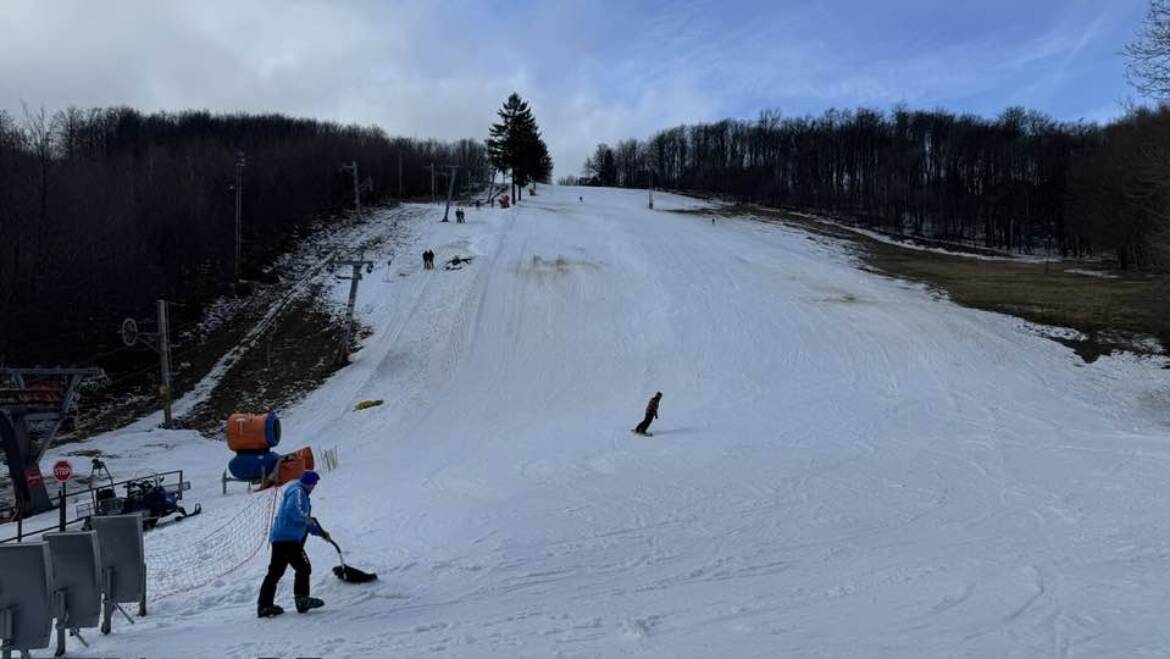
top-left (120, 318), bottom-right (140, 347)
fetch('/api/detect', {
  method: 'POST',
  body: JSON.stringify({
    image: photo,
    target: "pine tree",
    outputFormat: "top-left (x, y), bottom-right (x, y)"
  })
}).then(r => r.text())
top-left (486, 99), bottom-right (515, 192)
top-left (532, 139), bottom-right (553, 184)
top-left (487, 93), bottom-right (554, 201)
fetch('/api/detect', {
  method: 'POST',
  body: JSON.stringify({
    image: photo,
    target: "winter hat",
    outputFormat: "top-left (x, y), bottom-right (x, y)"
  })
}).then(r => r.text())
top-left (300, 470), bottom-right (320, 486)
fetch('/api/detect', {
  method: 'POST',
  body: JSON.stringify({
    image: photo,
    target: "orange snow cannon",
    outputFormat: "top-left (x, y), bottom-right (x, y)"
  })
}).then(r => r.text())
top-left (291, 446), bottom-right (315, 471)
top-left (226, 412), bottom-right (281, 452)
top-left (276, 447), bottom-right (314, 484)
top-left (277, 454), bottom-right (305, 484)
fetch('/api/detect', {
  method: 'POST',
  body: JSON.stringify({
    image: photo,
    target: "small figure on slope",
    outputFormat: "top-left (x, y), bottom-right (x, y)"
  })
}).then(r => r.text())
top-left (258, 471), bottom-right (331, 618)
top-left (633, 392), bottom-right (662, 436)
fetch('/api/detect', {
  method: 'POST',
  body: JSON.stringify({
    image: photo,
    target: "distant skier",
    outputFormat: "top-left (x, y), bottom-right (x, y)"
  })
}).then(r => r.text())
top-left (258, 471), bottom-right (330, 618)
top-left (633, 392), bottom-right (662, 436)
top-left (423, 250), bottom-right (434, 270)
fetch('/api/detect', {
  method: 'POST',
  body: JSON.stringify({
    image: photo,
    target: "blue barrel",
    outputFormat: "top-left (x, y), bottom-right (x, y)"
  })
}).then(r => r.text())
top-left (228, 451), bottom-right (280, 481)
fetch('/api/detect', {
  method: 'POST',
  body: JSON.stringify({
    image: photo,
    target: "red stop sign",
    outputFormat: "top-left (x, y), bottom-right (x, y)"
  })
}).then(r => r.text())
top-left (52, 460), bottom-right (72, 482)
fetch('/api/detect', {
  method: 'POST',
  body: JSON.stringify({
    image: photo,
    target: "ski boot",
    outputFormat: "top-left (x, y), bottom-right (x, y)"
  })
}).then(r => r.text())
top-left (295, 596), bottom-right (325, 613)
top-left (257, 604), bottom-right (284, 618)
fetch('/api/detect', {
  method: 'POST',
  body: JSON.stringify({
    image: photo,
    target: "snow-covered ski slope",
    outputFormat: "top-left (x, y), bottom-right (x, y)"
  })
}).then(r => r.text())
top-left (65, 186), bottom-right (1170, 656)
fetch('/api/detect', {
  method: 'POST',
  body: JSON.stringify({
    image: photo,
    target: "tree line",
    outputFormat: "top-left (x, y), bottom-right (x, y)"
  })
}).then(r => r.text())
top-left (575, 106), bottom-right (1170, 270)
top-left (0, 106), bottom-right (488, 368)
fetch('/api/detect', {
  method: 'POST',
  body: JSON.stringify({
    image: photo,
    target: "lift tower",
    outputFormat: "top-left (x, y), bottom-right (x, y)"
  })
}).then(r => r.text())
top-left (0, 368), bottom-right (104, 517)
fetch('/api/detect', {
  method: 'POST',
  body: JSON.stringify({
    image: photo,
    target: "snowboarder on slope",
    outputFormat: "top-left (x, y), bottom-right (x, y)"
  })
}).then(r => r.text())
top-left (258, 471), bottom-right (330, 618)
top-left (634, 392), bottom-right (662, 435)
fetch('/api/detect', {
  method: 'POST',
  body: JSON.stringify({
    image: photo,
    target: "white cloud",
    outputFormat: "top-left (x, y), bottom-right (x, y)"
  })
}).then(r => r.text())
top-left (0, 0), bottom-right (1139, 177)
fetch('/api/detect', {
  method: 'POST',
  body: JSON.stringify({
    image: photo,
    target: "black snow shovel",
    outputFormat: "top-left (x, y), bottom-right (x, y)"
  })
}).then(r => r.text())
top-left (326, 538), bottom-right (378, 583)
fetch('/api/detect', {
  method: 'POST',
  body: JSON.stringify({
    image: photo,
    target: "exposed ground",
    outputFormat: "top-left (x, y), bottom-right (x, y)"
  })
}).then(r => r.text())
top-left (713, 205), bottom-right (1170, 363)
top-left (180, 292), bottom-right (365, 435)
top-left (62, 208), bottom-right (410, 439)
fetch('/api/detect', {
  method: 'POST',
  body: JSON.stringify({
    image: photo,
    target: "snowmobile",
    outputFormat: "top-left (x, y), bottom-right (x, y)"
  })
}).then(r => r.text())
top-left (91, 475), bottom-right (201, 529)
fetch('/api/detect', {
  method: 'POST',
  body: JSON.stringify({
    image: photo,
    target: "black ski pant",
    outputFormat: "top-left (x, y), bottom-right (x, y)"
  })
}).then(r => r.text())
top-left (635, 412), bottom-right (655, 434)
top-left (258, 540), bottom-right (311, 607)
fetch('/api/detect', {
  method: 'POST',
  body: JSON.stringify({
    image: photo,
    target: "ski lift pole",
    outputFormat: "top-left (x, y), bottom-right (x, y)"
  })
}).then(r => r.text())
top-left (157, 300), bottom-right (173, 428)
top-left (58, 483), bottom-right (65, 532)
top-left (120, 301), bottom-right (173, 428)
top-left (435, 165), bottom-right (460, 222)
top-left (332, 255), bottom-right (374, 364)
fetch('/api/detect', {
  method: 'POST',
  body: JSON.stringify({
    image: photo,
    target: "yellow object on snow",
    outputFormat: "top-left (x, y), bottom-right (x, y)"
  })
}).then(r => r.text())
top-left (354, 399), bottom-right (384, 411)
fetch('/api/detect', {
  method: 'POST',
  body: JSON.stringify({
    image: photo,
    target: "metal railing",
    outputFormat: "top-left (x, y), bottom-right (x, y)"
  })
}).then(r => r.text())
top-left (1, 469), bottom-right (188, 544)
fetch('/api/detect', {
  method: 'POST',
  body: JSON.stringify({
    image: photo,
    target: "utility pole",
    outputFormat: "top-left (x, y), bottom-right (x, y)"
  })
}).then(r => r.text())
top-left (332, 254), bottom-right (374, 364)
top-left (157, 300), bottom-right (173, 428)
top-left (648, 168), bottom-right (655, 210)
top-left (233, 151), bottom-right (246, 283)
top-left (120, 300), bottom-right (174, 428)
top-left (397, 152), bottom-right (403, 198)
top-left (425, 163), bottom-right (438, 204)
top-left (341, 160), bottom-right (361, 219)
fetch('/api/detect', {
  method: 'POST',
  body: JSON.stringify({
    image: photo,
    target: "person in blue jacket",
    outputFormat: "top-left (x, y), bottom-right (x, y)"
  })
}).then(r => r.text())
top-left (257, 470), bottom-right (331, 617)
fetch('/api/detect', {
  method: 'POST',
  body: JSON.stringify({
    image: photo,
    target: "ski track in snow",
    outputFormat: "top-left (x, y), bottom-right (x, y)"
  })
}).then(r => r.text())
top-left (15, 187), bottom-right (1170, 657)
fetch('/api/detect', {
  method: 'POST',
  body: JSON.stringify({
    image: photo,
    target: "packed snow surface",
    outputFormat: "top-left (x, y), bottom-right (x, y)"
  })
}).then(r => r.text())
top-left (28, 186), bottom-right (1170, 657)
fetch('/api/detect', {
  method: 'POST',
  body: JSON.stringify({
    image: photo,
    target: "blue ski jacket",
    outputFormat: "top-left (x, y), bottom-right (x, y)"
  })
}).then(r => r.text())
top-left (269, 481), bottom-right (324, 543)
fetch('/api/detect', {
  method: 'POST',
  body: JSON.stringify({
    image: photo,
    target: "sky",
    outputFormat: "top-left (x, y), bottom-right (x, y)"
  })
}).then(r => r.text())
top-left (0, 0), bottom-right (1150, 178)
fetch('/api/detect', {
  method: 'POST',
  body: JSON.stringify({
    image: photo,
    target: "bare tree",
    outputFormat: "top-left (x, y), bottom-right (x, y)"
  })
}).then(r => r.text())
top-left (1125, 1), bottom-right (1170, 98)
top-left (22, 103), bottom-right (51, 224)
top-left (2, 106), bottom-right (490, 369)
